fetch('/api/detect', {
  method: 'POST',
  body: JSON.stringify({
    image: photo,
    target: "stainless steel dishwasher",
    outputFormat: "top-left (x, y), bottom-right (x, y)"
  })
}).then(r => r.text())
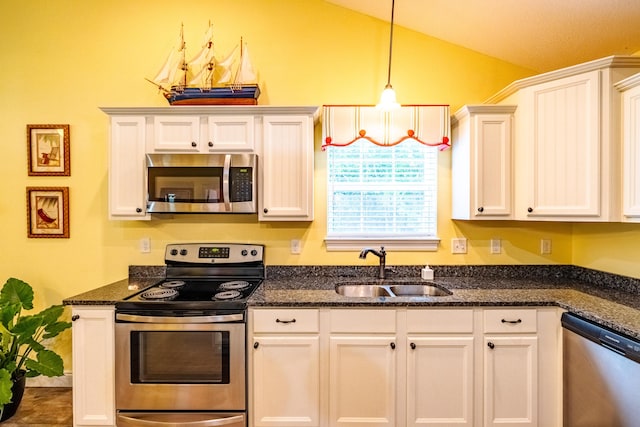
top-left (562, 312), bottom-right (640, 427)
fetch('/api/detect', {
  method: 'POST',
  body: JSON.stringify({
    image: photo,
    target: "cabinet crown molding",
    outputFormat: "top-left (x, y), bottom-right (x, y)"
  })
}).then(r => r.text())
top-left (452, 105), bottom-right (517, 124)
top-left (100, 105), bottom-right (320, 120)
top-left (486, 55), bottom-right (640, 104)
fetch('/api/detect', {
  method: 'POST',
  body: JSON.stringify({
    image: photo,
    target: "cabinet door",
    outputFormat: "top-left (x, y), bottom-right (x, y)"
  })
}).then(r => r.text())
top-left (406, 336), bottom-right (474, 427)
top-left (329, 336), bottom-right (396, 427)
top-left (72, 307), bottom-right (115, 427)
top-left (472, 113), bottom-right (513, 218)
top-left (252, 335), bottom-right (320, 427)
top-left (108, 116), bottom-right (149, 219)
top-left (520, 70), bottom-right (601, 219)
top-left (622, 83), bottom-right (640, 220)
top-left (152, 115), bottom-right (200, 151)
top-left (207, 116), bottom-right (255, 152)
top-left (260, 115), bottom-right (314, 221)
top-left (483, 336), bottom-right (538, 427)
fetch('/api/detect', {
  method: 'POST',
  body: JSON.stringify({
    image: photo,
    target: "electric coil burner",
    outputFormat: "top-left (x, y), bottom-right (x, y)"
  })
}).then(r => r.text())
top-left (117, 243), bottom-right (265, 313)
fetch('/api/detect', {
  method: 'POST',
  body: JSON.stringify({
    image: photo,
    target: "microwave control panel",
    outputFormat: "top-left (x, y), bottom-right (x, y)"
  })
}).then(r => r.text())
top-left (230, 167), bottom-right (253, 202)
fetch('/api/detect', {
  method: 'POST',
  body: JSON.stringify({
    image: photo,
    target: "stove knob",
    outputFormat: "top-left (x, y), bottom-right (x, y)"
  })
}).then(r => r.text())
top-left (251, 249), bottom-right (258, 256)
top-left (241, 250), bottom-right (248, 256)
top-left (170, 249), bottom-right (178, 256)
top-left (180, 249), bottom-right (188, 256)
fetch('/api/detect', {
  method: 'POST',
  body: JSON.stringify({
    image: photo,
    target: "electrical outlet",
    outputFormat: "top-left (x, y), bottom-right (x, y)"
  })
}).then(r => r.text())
top-left (490, 239), bottom-right (501, 254)
top-left (451, 238), bottom-right (468, 254)
top-left (290, 239), bottom-right (301, 254)
top-left (139, 237), bottom-right (151, 253)
top-left (540, 239), bottom-right (552, 255)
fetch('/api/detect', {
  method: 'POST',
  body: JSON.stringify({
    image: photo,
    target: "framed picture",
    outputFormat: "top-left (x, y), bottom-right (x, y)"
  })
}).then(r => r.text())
top-left (26, 187), bottom-right (69, 238)
top-left (27, 124), bottom-right (70, 176)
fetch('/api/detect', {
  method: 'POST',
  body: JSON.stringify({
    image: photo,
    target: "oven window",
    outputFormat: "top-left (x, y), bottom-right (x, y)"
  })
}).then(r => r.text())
top-left (130, 331), bottom-right (230, 384)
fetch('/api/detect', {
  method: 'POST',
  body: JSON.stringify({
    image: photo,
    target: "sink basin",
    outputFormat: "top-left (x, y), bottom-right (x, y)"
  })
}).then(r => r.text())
top-left (335, 282), bottom-right (451, 297)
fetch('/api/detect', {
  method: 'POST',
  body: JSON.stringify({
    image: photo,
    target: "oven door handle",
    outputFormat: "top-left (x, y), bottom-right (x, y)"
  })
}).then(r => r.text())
top-left (116, 313), bottom-right (243, 323)
top-left (117, 413), bottom-right (244, 427)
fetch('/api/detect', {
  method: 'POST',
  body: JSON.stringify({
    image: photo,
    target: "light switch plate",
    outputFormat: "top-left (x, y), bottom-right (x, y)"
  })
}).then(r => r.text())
top-left (139, 237), bottom-right (151, 253)
top-left (490, 239), bottom-right (501, 254)
top-left (290, 239), bottom-right (301, 254)
top-left (540, 239), bottom-right (552, 255)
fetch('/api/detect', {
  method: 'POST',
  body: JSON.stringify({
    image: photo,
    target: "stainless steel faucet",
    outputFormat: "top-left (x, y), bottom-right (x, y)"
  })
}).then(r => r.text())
top-left (359, 246), bottom-right (387, 279)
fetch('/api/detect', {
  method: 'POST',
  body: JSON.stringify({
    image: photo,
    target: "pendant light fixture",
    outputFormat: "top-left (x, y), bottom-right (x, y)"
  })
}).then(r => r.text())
top-left (376, 0), bottom-right (400, 110)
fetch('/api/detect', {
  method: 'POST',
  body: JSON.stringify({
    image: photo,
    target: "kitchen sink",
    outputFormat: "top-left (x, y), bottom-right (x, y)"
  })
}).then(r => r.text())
top-left (335, 282), bottom-right (452, 298)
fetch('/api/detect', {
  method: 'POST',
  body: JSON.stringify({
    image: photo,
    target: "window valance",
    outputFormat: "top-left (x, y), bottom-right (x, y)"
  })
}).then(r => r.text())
top-left (322, 105), bottom-right (450, 150)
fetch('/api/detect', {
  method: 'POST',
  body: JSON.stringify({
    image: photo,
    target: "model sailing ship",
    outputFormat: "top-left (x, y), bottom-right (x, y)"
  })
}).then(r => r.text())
top-left (147, 24), bottom-right (260, 105)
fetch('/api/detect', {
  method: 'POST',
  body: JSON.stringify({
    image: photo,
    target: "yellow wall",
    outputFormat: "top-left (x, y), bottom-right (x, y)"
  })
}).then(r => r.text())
top-left (6, 0), bottom-right (637, 366)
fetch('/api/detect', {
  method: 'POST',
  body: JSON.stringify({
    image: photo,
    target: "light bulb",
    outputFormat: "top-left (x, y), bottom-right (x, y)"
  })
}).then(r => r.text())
top-left (376, 84), bottom-right (400, 110)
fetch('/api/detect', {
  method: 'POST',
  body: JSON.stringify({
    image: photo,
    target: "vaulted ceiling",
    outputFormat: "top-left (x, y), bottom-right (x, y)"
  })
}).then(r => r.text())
top-left (325, 0), bottom-right (640, 72)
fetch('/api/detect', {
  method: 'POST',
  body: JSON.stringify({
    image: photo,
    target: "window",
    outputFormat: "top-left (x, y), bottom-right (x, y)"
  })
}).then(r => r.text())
top-left (326, 140), bottom-right (439, 250)
top-left (323, 105), bottom-right (449, 251)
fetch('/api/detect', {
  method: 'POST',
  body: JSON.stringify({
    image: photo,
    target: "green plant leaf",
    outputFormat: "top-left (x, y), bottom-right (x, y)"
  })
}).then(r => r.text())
top-left (0, 369), bottom-right (13, 406)
top-left (12, 316), bottom-right (42, 345)
top-left (43, 321), bottom-right (72, 339)
top-left (24, 349), bottom-right (63, 377)
top-left (0, 279), bottom-right (34, 311)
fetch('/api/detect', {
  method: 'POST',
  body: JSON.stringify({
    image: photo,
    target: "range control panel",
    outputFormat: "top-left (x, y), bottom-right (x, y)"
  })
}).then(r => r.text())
top-left (165, 243), bottom-right (264, 264)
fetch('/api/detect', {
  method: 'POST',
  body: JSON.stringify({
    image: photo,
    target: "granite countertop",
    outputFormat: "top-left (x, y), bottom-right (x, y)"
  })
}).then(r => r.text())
top-left (63, 264), bottom-right (640, 340)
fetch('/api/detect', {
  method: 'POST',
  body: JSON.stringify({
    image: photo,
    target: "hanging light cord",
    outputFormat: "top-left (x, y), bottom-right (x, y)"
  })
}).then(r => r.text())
top-left (385, 0), bottom-right (395, 88)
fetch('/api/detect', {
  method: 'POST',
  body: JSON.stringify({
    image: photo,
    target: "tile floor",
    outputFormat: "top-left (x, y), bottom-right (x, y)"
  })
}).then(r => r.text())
top-left (2, 387), bottom-right (72, 426)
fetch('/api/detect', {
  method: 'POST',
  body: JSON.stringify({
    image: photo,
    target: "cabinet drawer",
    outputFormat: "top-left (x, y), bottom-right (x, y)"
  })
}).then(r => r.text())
top-left (483, 309), bottom-right (537, 333)
top-left (252, 309), bottom-right (319, 333)
top-left (330, 309), bottom-right (396, 333)
top-left (407, 309), bottom-right (474, 333)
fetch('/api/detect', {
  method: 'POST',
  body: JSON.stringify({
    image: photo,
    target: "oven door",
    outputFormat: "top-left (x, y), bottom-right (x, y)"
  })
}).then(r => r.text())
top-left (115, 313), bottom-right (246, 411)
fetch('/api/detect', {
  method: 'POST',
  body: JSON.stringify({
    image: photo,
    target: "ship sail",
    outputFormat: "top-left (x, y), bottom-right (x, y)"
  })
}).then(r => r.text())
top-left (151, 33), bottom-right (184, 88)
top-left (233, 41), bottom-right (257, 90)
top-left (187, 24), bottom-right (215, 87)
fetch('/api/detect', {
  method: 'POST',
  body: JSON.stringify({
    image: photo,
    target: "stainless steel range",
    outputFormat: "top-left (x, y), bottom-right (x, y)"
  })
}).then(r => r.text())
top-left (115, 243), bottom-right (264, 427)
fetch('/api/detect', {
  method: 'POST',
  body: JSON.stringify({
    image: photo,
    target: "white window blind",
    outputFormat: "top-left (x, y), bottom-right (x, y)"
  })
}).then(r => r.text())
top-left (323, 105), bottom-right (448, 250)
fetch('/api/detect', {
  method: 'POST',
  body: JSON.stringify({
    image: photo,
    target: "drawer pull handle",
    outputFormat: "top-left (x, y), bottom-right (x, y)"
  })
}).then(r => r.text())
top-left (488, 342), bottom-right (495, 349)
top-left (253, 342), bottom-right (259, 349)
top-left (276, 318), bottom-right (296, 324)
top-left (501, 318), bottom-right (522, 324)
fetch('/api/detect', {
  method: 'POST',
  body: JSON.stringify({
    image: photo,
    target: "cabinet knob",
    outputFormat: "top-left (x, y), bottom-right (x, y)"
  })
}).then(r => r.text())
top-left (71, 314), bottom-right (80, 321)
top-left (136, 208), bottom-right (142, 213)
top-left (390, 342), bottom-right (396, 350)
top-left (208, 141), bottom-right (213, 147)
top-left (263, 208), bottom-right (268, 214)
top-left (410, 342), bottom-right (416, 350)
top-left (527, 207), bottom-right (533, 213)
top-left (253, 342), bottom-right (259, 349)
top-left (191, 141), bottom-right (197, 147)
top-left (487, 342), bottom-right (495, 349)
top-left (477, 207), bottom-right (484, 213)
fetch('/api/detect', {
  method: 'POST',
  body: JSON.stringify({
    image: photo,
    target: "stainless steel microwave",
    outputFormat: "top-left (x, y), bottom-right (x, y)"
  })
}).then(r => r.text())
top-left (146, 153), bottom-right (257, 214)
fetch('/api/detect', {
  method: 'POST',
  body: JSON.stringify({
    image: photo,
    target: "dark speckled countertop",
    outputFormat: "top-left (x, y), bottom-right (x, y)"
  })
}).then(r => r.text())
top-left (63, 264), bottom-right (640, 340)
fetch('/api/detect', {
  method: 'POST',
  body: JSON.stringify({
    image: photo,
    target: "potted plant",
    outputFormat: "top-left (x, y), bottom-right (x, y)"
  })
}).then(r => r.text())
top-left (0, 277), bottom-right (71, 421)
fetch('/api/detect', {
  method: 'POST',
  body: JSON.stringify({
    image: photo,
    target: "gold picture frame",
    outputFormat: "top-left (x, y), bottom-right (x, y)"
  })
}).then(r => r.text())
top-left (27, 124), bottom-right (70, 176)
top-left (26, 187), bottom-right (69, 238)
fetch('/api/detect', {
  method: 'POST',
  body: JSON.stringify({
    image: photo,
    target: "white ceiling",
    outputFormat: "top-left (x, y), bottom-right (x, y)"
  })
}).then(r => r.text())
top-left (325, 0), bottom-right (640, 72)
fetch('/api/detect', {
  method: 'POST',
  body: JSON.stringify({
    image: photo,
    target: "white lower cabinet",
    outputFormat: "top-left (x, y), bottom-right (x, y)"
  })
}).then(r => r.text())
top-left (71, 306), bottom-right (115, 427)
top-left (249, 307), bottom-right (560, 427)
top-left (250, 309), bottom-right (321, 427)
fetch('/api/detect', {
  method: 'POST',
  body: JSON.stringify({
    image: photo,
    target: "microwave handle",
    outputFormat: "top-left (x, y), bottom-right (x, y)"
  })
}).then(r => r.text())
top-left (117, 413), bottom-right (244, 427)
top-left (222, 154), bottom-right (231, 211)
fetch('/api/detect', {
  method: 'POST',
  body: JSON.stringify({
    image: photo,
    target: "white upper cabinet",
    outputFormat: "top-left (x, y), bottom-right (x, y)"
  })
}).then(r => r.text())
top-left (101, 106), bottom-right (319, 221)
top-left (616, 72), bottom-right (640, 222)
top-left (481, 55), bottom-right (640, 222)
top-left (259, 115), bottom-right (315, 221)
top-left (452, 105), bottom-right (516, 220)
